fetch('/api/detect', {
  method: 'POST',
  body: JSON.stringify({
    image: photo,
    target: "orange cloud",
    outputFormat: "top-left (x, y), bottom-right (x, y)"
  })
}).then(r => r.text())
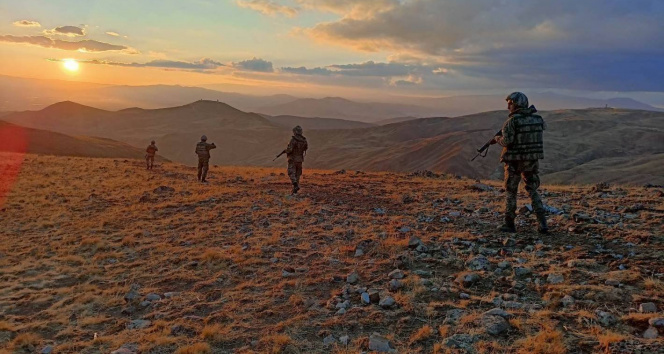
top-left (13, 20), bottom-right (41, 28)
top-left (0, 35), bottom-right (138, 53)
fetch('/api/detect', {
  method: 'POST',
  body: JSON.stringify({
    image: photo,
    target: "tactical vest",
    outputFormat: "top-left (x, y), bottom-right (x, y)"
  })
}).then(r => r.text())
top-left (196, 142), bottom-right (211, 158)
top-left (146, 145), bottom-right (157, 155)
top-left (287, 136), bottom-right (308, 162)
top-left (502, 113), bottom-right (545, 161)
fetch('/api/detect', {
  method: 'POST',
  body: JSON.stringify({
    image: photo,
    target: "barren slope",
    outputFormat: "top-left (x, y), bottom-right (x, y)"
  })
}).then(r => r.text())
top-left (0, 154), bottom-right (662, 353)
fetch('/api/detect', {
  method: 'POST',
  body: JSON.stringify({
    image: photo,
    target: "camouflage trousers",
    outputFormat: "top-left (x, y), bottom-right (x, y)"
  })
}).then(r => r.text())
top-left (197, 157), bottom-right (210, 181)
top-left (288, 161), bottom-right (303, 186)
top-left (504, 160), bottom-right (545, 220)
top-left (146, 155), bottom-right (155, 169)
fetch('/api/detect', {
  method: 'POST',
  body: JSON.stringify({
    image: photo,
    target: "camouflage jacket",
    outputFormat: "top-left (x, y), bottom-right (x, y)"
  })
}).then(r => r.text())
top-left (496, 106), bottom-right (545, 162)
top-left (195, 142), bottom-right (216, 158)
top-left (285, 134), bottom-right (308, 163)
top-left (146, 144), bottom-right (158, 156)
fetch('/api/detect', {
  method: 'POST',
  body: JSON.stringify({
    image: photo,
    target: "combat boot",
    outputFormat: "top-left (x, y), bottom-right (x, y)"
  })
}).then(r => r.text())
top-left (292, 183), bottom-right (300, 195)
top-left (536, 213), bottom-right (548, 234)
top-left (498, 216), bottom-right (516, 233)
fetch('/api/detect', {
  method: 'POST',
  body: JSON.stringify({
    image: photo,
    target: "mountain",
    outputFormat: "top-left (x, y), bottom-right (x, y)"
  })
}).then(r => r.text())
top-left (0, 120), bottom-right (167, 160)
top-left (375, 116), bottom-right (422, 125)
top-left (263, 114), bottom-right (376, 130)
top-left (256, 97), bottom-right (441, 123)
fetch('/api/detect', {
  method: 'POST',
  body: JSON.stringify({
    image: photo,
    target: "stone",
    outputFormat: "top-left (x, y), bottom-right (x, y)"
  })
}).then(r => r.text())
top-left (388, 269), bottom-right (405, 279)
top-left (649, 317), bottom-right (664, 327)
top-left (514, 267), bottom-right (532, 277)
top-left (339, 335), bottom-right (350, 345)
top-left (481, 315), bottom-right (510, 335)
top-left (605, 279), bottom-right (620, 287)
top-left (416, 244), bottom-right (429, 253)
top-left (483, 308), bottom-right (513, 319)
top-left (368, 333), bottom-right (396, 353)
top-left (561, 295), bottom-right (575, 307)
top-left (145, 293), bottom-right (161, 302)
top-left (111, 345), bottom-right (138, 354)
top-left (503, 238), bottom-right (516, 247)
top-left (336, 308), bottom-right (346, 315)
top-left (471, 183), bottom-right (494, 192)
top-left (323, 335), bottom-right (336, 346)
top-left (282, 270), bottom-right (295, 277)
top-left (414, 269), bottom-right (432, 277)
top-left (459, 273), bottom-right (480, 287)
top-left (502, 301), bottom-right (523, 310)
top-left (163, 292), bottom-right (178, 298)
top-left (547, 274), bottom-right (565, 284)
top-left (420, 279), bottom-right (433, 286)
top-left (497, 261), bottom-right (512, 269)
top-left (388, 279), bottom-right (403, 292)
top-left (639, 302), bottom-right (657, 313)
top-left (643, 327), bottom-right (658, 339)
top-left (41, 346), bottom-right (53, 354)
top-left (596, 310), bottom-right (618, 327)
top-left (466, 255), bottom-right (491, 271)
top-left (139, 301), bottom-right (151, 308)
top-left (128, 320), bottom-right (151, 330)
top-left (346, 271), bottom-right (360, 284)
top-left (459, 293), bottom-right (471, 300)
top-left (354, 248), bottom-right (365, 257)
top-left (368, 289), bottom-right (380, 303)
top-left (408, 236), bottom-right (423, 248)
top-left (379, 296), bottom-right (396, 309)
top-left (361, 292), bottom-right (371, 305)
top-left (123, 284), bottom-right (141, 303)
top-left (444, 334), bottom-right (479, 352)
top-left (444, 309), bottom-right (466, 325)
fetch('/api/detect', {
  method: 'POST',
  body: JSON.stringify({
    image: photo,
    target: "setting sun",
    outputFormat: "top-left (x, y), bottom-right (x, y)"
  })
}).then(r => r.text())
top-left (62, 59), bottom-right (79, 72)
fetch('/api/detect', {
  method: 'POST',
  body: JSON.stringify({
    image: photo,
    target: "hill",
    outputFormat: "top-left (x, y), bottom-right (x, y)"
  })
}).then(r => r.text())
top-left (0, 154), bottom-right (662, 353)
top-left (0, 121), bottom-right (168, 160)
top-left (264, 114), bottom-right (376, 130)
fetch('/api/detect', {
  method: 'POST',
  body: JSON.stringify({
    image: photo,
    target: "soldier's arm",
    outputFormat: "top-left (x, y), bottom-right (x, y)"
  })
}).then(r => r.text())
top-left (285, 139), bottom-right (295, 154)
top-left (496, 119), bottom-right (515, 147)
top-left (208, 143), bottom-right (217, 150)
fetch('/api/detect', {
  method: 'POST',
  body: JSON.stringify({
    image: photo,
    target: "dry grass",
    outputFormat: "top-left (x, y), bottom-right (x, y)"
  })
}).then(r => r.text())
top-left (514, 325), bottom-right (567, 354)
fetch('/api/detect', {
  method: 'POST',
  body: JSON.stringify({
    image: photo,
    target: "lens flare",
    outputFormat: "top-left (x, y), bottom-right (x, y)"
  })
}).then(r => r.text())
top-left (63, 59), bottom-right (79, 72)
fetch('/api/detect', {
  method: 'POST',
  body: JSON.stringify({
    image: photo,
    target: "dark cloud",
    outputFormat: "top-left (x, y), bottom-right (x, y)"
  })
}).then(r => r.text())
top-left (281, 66), bottom-right (333, 75)
top-left (13, 20), bottom-right (41, 27)
top-left (44, 25), bottom-right (85, 37)
top-left (0, 35), bottom-right (136, 53)
top-left (75, 58), bottom-right (225, 70)
top-left (233, 57), bottom-right (274, 72)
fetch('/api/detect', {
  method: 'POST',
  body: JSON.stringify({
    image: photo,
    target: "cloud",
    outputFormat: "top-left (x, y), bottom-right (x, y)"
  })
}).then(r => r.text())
top-left (296, 0), bottom-right (399, 18)
top-left (13, 20), bottom-right (41, 28)
top-left (281, 66), bottom-right (333, 75)
top-left (233, 57), bottom-right (274, 72)
top-left (105, 31), bottom-right (120, 37)
top-left (0, 35), bottom-right (137, 53)
top-left (75, 58), bottom-right (225, 70)
top-left (236, 0), bottom-right (298, 17)
top-left (44, 25), bottom-right (85, 37)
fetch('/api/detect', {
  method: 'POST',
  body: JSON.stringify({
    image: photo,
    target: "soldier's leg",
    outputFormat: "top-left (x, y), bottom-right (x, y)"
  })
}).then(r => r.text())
top-left (197, 159), bottom-right (203, 181)
top-left (499, 162), bottom-right (520, 232)
top-left (149, 156), bottom-right (154, 169)
top-left (522, 161), bottom-right (547, 233)
top-left (287, 161), bottom-right (298, 193)
top-left (296, 162), bottom-right (302, 185)
top-left (201, 159), bottom-right (209, 182)
top-left (146, 155), bottom-right (150, 169)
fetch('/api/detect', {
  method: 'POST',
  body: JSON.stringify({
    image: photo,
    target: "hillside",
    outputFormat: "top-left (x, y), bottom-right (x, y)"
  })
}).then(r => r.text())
top-left (0, 154), bottom-right (662, 353)
top-left (264, 114), bottom-right (376, 130)
top-left (0, 121), bottom-right (168, 161)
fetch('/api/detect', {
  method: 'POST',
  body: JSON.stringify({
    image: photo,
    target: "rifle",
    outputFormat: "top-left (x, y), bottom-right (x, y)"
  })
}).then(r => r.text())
top-left (273, 150), bottom-right (286, 161)
top-left (471, 129), bottom-right (502, 161)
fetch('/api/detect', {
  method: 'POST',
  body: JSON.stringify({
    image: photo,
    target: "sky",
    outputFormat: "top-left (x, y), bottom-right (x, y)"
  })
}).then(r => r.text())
top-left (1, 0), bottom-right (664, 103)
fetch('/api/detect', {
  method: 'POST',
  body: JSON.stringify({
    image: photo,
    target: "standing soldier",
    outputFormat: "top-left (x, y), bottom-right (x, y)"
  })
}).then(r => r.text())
top-left (278, 126), bottom-right (308, 194)
top-left (490, 92), bottom-right (548, 234)
top-left (195, 135), bottom-right (216, 183)
top-left (145, 140), bottom-right (158, 170)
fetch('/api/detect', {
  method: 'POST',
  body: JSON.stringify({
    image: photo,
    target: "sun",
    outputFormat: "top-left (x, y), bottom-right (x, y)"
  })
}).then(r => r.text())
top-left (62, 59), bottom-right (79, 72)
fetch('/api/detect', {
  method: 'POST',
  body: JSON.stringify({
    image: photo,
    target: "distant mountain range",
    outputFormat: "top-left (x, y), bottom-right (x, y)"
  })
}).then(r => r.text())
top-left (3, 99), bottom-right (663, 185)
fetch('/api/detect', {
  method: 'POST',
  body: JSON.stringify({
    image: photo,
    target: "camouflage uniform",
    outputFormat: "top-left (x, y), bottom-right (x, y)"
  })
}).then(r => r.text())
top-left (145, 142), bottom-right (158, 170)
top-left (495, 92), bottom-right (548, 233)
top-left (284, 126), bottom-right (308, 194)
top-left (195, 138), bottom-right (216, 182)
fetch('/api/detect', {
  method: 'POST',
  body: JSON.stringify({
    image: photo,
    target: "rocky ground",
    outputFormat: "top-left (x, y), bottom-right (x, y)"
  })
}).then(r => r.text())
top-left (0, 154), bottom-right (663, 353)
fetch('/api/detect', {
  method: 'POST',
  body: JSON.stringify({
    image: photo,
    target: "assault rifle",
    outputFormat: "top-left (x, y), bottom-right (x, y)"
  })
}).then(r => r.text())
top-left (471, 130), bottom-right (502, 161)
top-left (273, 150), bottom-right (286, 161)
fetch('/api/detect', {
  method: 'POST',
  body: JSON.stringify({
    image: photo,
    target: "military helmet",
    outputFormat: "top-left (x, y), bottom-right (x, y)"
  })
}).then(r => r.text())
top-left (505, 92), bottom-right (529, 108)
top-left (151, 140), bottom-right (155, 144)
top-left (293, 125), bottom-right (303, 135)
top-left (201, 135), bottom-right (207, 141)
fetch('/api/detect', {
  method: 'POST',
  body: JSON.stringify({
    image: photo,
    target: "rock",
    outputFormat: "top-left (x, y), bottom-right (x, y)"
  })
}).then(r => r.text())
top-left (140, 301), bottom-right (151, 308)
top-left (379, 296), bottom-right (396, 309)
top-left (639, 302), bottom-right (657, 313)
top-left (128, 320), bottom-right (151, 330)
top-left (339, 335), bottom-right (350, 345)
top-left (323, 334), bottom-right (336, 346)
top-left (346, 271), bottom-right (360, 284)
top-left (354, 248), bottom-right (365, 257)
top-left (497, 261), bottom-right (512, 269)
top-left (514, 267), bottom-right (532, 277)
top-left (368, 289), bottom-right (380, 303)
top-left (596, 310), bottom-right (618, 327)
top-left (444, 334), bottom-right (479, 352)
top-left (124, 285), bottom-right (141, 303)
top-left (649, 317), bottom-right (664, 327)
top-left (361, 292), bottom-right (371, 305)
top-left (444, 309), bottom-right (466, 324)
top-left (561, 295), bottom-right (575, 307)
top-left (374, 208), bottom-right (386, 215)
top-left (399, 226), bottom-right (412, 233)
top-left (459, 293), bottom-right (471, 300)
top-left (449, 211), bottom-right (462, 218)
top-left (503, 238), bottom-right (516, 247)
top-left (388, 269), bottom-right (405, 279)
top-left (547, 274), bottom-right (565, 284)
top-left (282, 270), bottom-right (295, 277)
top-left (145, 293), bottom-right (161, 302)
top-left (605, 279), bottom-right (620, 287)
top-left (336, 308), bottom-right (346, 315)
top-left (111, 344), bottom-right (138, 354)
top-left (415, 244), bottom-right (429, 253)
top-left (414, 269), bottom-right (432, 277)
top-left (388, 279), bottom-right (403, 292)
top-left (369, 333), bottom-right (396, 353)
top-left (408, 236), bottom-right (423, 248)
top-left (458, 273), bottom-right (480, 287)
top-left (41, 346), bottom-right (53, 354)
top-left (471, 183), bottom-right (494, 192)
top-left (466, 255), bottom-right (491, 271)
top-left (483, 308), bottom-right (513, 319)
top-left (336, 300), bottom-right (351, 310)
top-left (163, 292), bottom-right (179, 298)
top-left (420, 279), bottom-right (433, 286)
top-left (481, 315), bottom-right (510, 335)
top-left (643, 327), bottom-right (658, 339)
top-left (502, 301), bottom-right (523, 310)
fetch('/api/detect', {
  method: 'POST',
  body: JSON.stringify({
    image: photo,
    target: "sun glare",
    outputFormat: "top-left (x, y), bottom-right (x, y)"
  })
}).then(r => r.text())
top-left (63, 59), bottom-right (79, 72)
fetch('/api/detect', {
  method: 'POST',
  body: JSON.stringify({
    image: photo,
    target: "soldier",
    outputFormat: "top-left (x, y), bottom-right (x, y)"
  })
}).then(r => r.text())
top-left (279, 126), bottom-right (308, 194)
top-left (195, 135), bottom-right (216, 183)
top-left (145, 140), bottom-right (158, 170)
top-left (490, 92), bottom-right (548, 234)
